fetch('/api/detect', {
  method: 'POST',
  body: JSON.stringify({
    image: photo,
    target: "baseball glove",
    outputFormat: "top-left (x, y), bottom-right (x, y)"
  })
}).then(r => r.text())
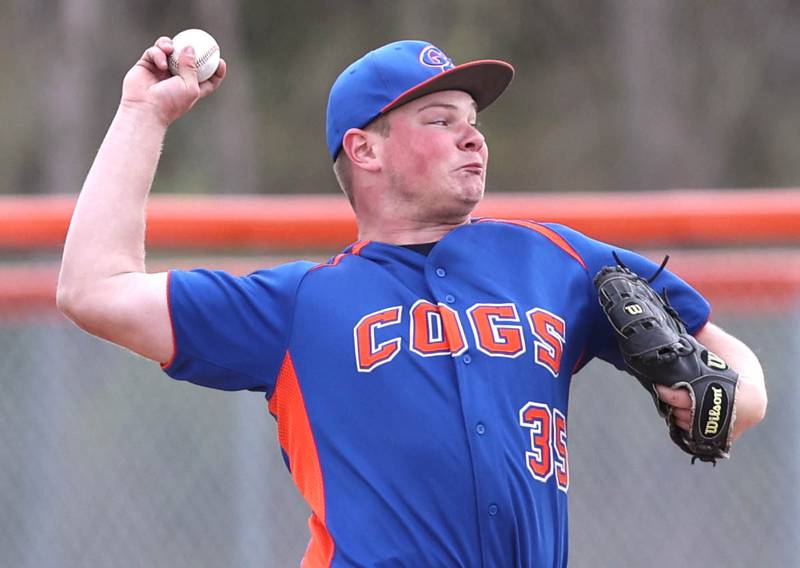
top-left (593, 254), bottom-right (738, 464)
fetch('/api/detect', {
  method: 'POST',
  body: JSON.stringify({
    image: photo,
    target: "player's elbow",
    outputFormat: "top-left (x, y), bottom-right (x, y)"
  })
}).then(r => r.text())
top-left (56, 276), bottom-right (106, 333)
top-left (56, 279), bottom-right (91, 327)
top-left (57, 285), bottom-right (121, 345)
top-left (56, 275), bottom-right (77, 318)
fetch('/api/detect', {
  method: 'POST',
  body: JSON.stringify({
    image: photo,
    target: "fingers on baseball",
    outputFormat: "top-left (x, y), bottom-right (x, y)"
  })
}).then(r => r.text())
top-left (655, 384), bottom-right (692, 409)
top-left (174, 47), bottom-right (200, 92)
top-left (179, 46), bottom-right (198, 72)
top-left (200, 59), bottom-right (226, 95)
top-left (142, 45), bottom-right (169, 72)
top-left (156, 36), bottom-right (173, 54)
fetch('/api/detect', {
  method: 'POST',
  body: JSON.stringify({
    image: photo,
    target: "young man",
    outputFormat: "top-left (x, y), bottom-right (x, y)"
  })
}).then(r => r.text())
top-left (58, 39), bottom-right (766, 567)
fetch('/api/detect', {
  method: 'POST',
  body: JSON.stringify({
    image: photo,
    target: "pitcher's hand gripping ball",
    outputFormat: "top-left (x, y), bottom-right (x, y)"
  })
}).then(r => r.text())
top-left (594, 256), bottom-right (739, 464)
top-left (168, 29), bottom-right (221, 82)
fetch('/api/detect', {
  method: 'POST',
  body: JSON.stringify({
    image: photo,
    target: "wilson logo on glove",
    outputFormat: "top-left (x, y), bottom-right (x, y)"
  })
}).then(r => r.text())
top-left (593, 253), bottom-right (739, 465)
top-left (624, 304), bottom-right (643, 315)
top-left (700, 383), bottom-right (729, 438)
top-left (702, 350), bottom-right (729, 371)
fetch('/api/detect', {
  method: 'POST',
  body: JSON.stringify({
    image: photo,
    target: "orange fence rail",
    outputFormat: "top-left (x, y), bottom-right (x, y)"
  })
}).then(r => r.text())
top-left (2, 188), bottom-right (800, 250)
top-left (2, 190), bottom-right (800, 318)
top-left (2, 250), bottom-right (799, 320)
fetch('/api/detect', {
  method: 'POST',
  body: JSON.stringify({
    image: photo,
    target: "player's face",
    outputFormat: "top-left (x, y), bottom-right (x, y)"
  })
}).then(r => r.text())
top-left (377, 90), bottom-right (488, 219)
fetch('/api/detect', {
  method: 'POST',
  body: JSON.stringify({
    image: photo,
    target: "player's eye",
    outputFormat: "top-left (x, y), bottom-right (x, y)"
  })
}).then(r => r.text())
top-left (428, 119), bottom-right (448, 126)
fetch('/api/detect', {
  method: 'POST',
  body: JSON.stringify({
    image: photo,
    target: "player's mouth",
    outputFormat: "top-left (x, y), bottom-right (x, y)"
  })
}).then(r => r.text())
top-left (457, 162), bottom-right (484, 175)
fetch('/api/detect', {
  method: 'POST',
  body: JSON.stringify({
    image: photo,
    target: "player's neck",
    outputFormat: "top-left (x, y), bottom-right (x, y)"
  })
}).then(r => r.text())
top-left (356, 216), bottom-right (470, 245)
top-left (352, 181), bottom-right (477, 244)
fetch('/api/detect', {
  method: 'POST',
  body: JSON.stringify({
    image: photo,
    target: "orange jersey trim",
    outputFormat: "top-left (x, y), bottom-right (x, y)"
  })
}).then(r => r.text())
top-left (477, 219), bottom-right (587, 270)
top-left (351, 240), bottom-right (369, 255)
top-left (311, 240), bottom-right (370, 272)
top-left (268, 353), bottom-right (334, 567)
top-left (311, 253), bottom-right (346, 272)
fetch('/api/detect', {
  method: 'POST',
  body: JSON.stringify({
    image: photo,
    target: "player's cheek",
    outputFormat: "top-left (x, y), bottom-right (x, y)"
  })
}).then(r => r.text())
top-left (405, 145), bottom-right (439, 181)
top-left (389, 130), bottom-right (434, 178)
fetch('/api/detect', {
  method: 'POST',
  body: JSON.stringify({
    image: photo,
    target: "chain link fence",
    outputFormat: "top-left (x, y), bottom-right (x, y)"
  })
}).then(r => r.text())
top-left (569, 309), bottom-right (799, 567)
top-left (1, 294), bottom-right (797, 567)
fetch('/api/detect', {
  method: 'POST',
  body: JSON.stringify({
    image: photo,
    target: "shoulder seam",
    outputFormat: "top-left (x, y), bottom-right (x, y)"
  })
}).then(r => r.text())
top-left (274, 242), bottom-right (368, 398)
top-left (310, 240), bottom-right (370, 272)
top-left (269, 261), bottom-right (316, 399)
top-left (476, 218), bottom-right (587, 271)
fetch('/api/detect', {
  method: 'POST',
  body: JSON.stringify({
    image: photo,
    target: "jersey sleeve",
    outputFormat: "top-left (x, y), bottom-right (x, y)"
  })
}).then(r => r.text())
top-left (544, 223), bottom-right (711, 371)
top-left (162, 260), bottom-right (314, 393)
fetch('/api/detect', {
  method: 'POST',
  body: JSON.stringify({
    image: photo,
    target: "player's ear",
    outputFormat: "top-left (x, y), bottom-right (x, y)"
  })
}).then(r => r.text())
top-left (341, 128), bottom-right (381, 173)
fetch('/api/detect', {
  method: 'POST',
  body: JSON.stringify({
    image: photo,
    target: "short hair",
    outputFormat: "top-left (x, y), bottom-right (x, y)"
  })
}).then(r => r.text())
top-left (332, 114), bottom-right (391, 210)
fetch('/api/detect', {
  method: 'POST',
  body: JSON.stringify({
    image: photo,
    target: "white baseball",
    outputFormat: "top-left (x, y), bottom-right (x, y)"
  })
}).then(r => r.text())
top-left (168, 29), bottom-right (221, 83)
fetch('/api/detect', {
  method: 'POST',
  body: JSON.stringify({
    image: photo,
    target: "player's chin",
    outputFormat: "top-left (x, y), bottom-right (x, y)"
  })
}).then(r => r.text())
top-left (432, 186), bottom-right (482, 220)
top-left (453, 174), bottom-right (485, 199)
top-left (460, 181), bottom-right (485, 206)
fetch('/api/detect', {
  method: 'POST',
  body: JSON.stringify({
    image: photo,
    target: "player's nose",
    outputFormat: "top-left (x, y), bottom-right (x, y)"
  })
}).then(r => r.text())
top-left (458, 123), bottom-right (485, 153)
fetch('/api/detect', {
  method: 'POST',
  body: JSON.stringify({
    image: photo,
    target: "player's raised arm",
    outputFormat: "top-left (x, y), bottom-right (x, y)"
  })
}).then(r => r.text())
top-left (57, 35), bottom-right (226, 364)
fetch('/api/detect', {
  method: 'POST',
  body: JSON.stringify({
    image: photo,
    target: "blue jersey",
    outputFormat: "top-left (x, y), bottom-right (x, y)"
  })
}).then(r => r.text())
top-left (163, 219), bottom-right (710, 567)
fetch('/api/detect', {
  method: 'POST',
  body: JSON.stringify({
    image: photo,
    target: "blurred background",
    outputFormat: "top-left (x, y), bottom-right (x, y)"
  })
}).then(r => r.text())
top-left (1, 1), bottom-right (799, 567)
top-left (4, 0), bottom-right (800, 196)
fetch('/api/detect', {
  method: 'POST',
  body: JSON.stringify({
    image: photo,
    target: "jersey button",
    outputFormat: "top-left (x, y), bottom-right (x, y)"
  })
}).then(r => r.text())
top-left (435, 267), bottom-right (446, 277)
top-left (488, 504), bottom-right (499, 516)
top-left (462, 354), bottom-right (472, 364)
top-left (445, 294), bottom-right (455, 304)
top-left (476, 423), bottom-right (486, 435)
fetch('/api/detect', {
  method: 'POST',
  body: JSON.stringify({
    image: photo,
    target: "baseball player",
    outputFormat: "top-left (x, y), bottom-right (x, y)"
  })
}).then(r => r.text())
top-left (58, 38), bottom-right (767, 567)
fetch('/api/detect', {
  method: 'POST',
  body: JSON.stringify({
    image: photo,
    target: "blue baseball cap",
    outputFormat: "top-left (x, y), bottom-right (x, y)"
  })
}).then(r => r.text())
top-left (326, 40), bottom-right (514, 160)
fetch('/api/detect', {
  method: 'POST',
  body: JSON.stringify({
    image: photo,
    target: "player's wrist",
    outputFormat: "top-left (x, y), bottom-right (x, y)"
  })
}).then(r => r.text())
top-left (117, 99), bottom-right (171, 130)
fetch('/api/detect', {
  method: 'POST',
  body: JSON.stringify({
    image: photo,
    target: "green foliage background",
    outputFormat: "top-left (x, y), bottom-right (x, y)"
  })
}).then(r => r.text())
top-left (3, 0), bottom-right (800, 197)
